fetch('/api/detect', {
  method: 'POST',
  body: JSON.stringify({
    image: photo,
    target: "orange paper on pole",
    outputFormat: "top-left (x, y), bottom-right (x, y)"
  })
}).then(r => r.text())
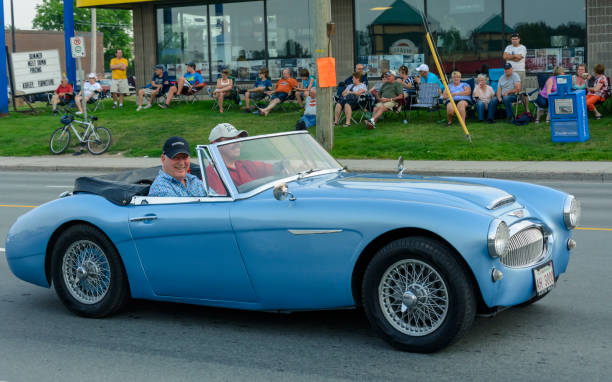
top-left (316, 57), bottom-right (337, 88)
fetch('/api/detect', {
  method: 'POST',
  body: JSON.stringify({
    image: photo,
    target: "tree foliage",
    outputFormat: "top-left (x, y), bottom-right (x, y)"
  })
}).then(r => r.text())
top-left (32, 0), bottom-right (132, 71)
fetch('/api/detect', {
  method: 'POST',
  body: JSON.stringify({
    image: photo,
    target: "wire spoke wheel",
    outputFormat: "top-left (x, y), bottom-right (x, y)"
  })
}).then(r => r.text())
top-left (61, 240), bottom-right (111, 305)
top-left (49, 126), bottom-right (71, 154)
top-left (379, 259), bottom-right (449, 336)
top-left (87, 126), bottom-right (112, 155)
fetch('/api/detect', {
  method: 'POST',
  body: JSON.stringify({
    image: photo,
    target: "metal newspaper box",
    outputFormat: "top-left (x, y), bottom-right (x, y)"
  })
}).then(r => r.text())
top-left (548, 74), bottom-right (590, 142)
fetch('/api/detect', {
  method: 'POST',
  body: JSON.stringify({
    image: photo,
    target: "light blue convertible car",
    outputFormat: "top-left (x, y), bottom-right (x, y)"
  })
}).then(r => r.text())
top-left (5, 131), bottom-right (580, 352)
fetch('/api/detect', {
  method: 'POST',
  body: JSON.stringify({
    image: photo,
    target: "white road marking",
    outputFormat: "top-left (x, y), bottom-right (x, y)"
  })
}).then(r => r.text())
top-left (0, 248), bottom-right (5, 253)
top-left (46, 185), bottom-right (72, 188)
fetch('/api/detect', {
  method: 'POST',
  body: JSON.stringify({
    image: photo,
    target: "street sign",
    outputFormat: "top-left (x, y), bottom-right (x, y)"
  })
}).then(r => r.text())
top-left (70, 36), bottom-right (86, 58)
top-left (10, 50), bottom-right (62, 95)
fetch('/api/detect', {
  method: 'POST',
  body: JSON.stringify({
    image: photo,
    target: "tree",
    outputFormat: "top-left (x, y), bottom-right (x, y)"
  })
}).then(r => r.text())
top-left (32, 0), bottom-right (132, 72)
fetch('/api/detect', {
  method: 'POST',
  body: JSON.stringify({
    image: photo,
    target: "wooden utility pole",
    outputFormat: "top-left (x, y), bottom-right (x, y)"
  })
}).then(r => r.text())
top-left (314, 0), bottom-right (333, 151)
top-left (91, 9), bottom-right (97, 74)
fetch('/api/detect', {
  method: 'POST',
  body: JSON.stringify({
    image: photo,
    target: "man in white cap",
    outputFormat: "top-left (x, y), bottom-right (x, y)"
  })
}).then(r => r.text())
top-left (205, 123), bottom-right (274, 194)
top-left (74, 73), bottom-right (102, 115)
top-left (148, 136), bottom-right (206, 197)
top-left (413, 64), bottom-right (443, 92)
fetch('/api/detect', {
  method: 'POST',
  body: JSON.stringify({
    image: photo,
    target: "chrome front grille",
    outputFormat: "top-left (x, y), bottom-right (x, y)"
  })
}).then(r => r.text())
top-left (501, 227), bottom-right (545, 268)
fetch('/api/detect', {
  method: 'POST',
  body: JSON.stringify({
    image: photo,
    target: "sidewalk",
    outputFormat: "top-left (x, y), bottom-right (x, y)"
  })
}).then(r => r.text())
top-left (1, 155), bottom-right (611, 181)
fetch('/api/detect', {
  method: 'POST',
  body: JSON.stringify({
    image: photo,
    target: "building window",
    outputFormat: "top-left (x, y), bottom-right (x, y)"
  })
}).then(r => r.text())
top-left (157, 5), bottom-right (208, 80)
top-left (504, 0), bottom-right (586, 73)
top-left (209, 2), bottom-right (266, 81)
top-left (427, 0), bottom-right (503, 75)
top-left (266, 0), bottom-right (315, 79)
top-left (355, 0), bottom-right (425, 77)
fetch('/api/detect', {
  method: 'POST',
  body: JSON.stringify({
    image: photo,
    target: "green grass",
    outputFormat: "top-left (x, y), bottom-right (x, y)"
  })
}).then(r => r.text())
top-left (1, 97), bottom-right (611, 160)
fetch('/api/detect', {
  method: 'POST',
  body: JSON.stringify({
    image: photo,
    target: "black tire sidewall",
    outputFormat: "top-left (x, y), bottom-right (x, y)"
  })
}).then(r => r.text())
top-left (50, 126), bottom-right (70, 154)
top-left (51, 225), bottom-right (128, 317)
top-left (87, 126), bottom-right (111, 155)
top-left (362, 237), bottom-right (476, 352)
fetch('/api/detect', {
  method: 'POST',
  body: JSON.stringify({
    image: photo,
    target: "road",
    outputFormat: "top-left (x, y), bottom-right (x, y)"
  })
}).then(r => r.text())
top-left (1, 171), bottom-right (610, 381)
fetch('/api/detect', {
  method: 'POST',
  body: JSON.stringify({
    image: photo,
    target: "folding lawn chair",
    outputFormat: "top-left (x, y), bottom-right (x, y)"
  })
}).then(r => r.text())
top-left (409, 83), bottom-right (441, 122)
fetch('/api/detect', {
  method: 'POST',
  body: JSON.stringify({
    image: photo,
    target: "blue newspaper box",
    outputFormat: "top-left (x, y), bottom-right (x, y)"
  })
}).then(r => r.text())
top-left (548, 75), bottom-right (590, 142)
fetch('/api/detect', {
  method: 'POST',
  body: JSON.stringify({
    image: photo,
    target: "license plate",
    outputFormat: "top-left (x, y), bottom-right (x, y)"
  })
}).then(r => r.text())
top-left (533, 261), bottom-right (555, 296)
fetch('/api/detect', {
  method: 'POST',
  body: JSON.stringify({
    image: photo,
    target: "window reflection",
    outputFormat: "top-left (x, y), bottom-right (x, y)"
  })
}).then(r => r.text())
top-left (505, 0), bottom-right (586, 73)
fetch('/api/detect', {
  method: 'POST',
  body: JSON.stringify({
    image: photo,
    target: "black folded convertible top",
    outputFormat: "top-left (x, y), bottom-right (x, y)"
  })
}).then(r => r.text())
top-left (73, 164), bottom-right (202, 205)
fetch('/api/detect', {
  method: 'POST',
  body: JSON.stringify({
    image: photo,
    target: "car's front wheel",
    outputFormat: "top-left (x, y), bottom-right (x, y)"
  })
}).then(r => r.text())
top-left (51, 224), bottom-right (129, 317)
top-left (362, 237), bottom-right (476, 353)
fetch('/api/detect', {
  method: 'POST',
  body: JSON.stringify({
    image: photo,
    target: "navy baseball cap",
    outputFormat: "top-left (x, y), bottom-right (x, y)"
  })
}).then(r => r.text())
top-left (503, 63), bottom-right (512, 69)
top-left (163, 136), bottom-right (190, 158)
top-left (154, 64), bottom-right (164, 70)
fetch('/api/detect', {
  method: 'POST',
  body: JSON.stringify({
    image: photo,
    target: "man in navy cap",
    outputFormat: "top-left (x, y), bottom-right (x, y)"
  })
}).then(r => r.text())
top-left (136, 64), bottom-right (170, 111)
top-left (148, 136), bottom-right (206, 197)
top-left (161, 62), bottom-right (205, 108)
top-left (487, 63), bottom-right (521, 123)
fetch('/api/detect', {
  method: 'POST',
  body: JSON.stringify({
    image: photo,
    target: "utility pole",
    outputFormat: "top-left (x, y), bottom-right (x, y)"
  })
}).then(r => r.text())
top-left (313, 0), bottom-right (333, 151)
top-left (10, 0), bottom-right (15, 52)
top-left (91, 8), bottom-right (97, 74)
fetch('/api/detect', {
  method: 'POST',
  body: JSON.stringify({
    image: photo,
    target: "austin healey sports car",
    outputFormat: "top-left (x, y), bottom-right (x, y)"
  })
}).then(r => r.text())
top-left (5, 131), bottom-right (580, 352)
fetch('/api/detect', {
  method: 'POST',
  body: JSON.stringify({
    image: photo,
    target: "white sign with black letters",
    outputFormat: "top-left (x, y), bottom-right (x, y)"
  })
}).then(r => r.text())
top-left (10, 49), bottom-right (62, 95)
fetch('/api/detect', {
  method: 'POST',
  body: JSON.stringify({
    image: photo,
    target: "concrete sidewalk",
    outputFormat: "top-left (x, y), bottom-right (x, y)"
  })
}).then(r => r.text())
top-left (1, 155), bottom-right (611, 181)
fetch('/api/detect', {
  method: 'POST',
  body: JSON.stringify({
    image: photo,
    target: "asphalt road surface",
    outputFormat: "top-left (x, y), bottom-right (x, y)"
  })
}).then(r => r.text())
top-left (1, 171), bottom-right (610, 382)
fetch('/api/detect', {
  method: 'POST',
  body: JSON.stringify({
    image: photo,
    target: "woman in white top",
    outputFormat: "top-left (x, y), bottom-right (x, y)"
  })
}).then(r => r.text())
top-left (472, 74), bottom-right (495, 122)
top-left (213, 69), bottom-right (234, 113)
top-left (333, 72), bottom-right (367, 127)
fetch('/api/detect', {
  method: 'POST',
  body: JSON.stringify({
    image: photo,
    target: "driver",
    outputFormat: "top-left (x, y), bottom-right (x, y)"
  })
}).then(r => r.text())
top-left (206, 123), bottom-right (275, 194)
top-left (148, 136), bottom-right (206, 197)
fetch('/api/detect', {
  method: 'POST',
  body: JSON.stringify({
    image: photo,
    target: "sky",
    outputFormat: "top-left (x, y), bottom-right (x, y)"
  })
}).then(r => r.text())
top-left (3, 0), bottom-right (44, 30)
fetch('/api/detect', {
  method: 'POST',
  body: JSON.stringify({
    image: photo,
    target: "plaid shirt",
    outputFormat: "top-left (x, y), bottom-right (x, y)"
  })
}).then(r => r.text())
top-left (148, 169), bottom-right (206, 197)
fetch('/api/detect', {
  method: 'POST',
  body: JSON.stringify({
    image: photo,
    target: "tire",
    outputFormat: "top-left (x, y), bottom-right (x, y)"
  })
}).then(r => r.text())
top-left (87, 126), bottom-right (112, 155)
top-left (49, 126), bottom-right (71, 154)
top-left (51, 224), bottom-right (129, 318)
top-left (362, 237), bottom-right (476, 353)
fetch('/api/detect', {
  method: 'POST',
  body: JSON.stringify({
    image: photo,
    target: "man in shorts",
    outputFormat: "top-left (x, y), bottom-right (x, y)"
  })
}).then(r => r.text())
top-left (136, 64), bottom-right (170, 111)
top-left (365, 71), bottom-right (404, 129)
top-left (257, 69), bottom-right (298, 116)
top-left (74, 73), bottom-right (102, 115)
top-left (109, 49), bottom-right (129, 109)
top-left (161, 62), bottom-right (205, 108)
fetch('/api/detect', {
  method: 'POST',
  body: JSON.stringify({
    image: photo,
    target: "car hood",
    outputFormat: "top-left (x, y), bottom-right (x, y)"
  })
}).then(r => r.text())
top-left (316, 173), bottom-right (518, 213)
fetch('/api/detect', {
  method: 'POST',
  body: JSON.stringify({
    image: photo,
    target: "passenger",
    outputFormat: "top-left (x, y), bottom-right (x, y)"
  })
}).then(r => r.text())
top-left (148, 136), bottom-right (206, 197)
top-left (205, 123), bottom-right (275, 194)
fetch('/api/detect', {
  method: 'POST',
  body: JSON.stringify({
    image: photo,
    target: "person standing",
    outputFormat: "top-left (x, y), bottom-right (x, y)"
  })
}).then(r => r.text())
top-left (503, 33), bottom-right (529, 110)
top-left (109, 49), bottom-right (129, 109)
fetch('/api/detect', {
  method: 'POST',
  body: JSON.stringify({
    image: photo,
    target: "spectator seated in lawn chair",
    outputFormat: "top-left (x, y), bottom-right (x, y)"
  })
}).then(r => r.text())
top-left (136, 64), bottom-right (170, 111)
top-left (296, 89), bottom-right (317, 130)
top-left (243, 68), bottom-right (272, 112)
top-left (413, 64), bottom-right (443, 94)
top-left (336, 64), bottom-right (369, 99)
top-left (211, 68), bottom-right (234, 113)
top-left (585, 63), bottom-right (610, 120)
top-left (365, 70), bottom-right (404, 129)
top-left (333, 72), bottom-right (368, 127)
top-left (442, 71), bottom-right (472, 127)
top-left (487, 63), bottom-right (521, 123)
top-left (257, 68), bottom-right (298, 116)
top-left (396, 65), bottom-right (415, 109)
top-left (51, 77), bottom-right (74, 114)
top-left (74, 73), bottom-right (101, 115)
top-left (472, 74), bottom-right (495, 122)
top-left (161, 62), bottom-right (205, 109)
top-left (534, 66), bottom-right (565, 124)
top-left (296, 68), bottom-right (317, 108)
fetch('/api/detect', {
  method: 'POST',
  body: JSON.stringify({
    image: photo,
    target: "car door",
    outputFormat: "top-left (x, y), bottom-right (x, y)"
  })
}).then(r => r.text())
top-left (128, 199), bottom-right (256, 302)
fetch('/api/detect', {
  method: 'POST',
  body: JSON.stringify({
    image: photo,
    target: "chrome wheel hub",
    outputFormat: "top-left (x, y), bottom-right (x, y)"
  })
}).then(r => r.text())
top-left (379, 259), bottom-right (449, 336)
top-left (62, 240), bottom-right (111, 304)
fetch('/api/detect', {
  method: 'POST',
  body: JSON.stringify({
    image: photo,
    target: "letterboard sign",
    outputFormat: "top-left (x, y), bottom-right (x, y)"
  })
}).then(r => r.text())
top-left (10, 50), bottom-right (62, 95)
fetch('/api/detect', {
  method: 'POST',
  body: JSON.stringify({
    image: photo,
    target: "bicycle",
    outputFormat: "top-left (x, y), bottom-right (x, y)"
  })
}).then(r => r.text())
top-left (49, 109), bottom-right (112, 155)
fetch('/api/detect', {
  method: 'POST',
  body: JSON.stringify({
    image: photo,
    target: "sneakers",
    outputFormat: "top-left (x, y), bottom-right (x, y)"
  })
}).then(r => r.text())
top-left (75, 111), bottom-right (83, 115)
top-left (136, 105), bottom-right (142, 112)
top-left (158, 103), bottom-right (168, 109)
top-left (112, 103), bottom-right (117, 109)
top-left (143, 103), bottom-right (152, 109)
top-left (365, 119), bottom-right (376, 129)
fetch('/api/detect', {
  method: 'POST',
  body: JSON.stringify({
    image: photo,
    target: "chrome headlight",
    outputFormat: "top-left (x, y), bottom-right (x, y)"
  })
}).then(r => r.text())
top-left (488, 219), bottom-right (509, 258)
top-left (563, 195), bottom-right (581, 229)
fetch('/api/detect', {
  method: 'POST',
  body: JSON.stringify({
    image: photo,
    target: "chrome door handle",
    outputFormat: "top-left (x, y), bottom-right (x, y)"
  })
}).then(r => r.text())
top-left (130, 215), bottom-right (158, 222)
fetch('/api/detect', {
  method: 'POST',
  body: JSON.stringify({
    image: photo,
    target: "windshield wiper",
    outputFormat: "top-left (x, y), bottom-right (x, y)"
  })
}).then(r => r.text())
top-left (297, 168), bottom-right (320, 180)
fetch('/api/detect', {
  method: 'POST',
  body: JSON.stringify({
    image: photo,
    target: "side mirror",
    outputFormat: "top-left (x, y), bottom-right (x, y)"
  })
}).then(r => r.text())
top-left (273, 182), bottom-right (296, 201)
top-left (397, 156), bottom-right (405, 177)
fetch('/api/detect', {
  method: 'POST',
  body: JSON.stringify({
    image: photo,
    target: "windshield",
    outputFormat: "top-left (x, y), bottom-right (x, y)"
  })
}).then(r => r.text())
top-left (211, 132), bottom-right (341, 194)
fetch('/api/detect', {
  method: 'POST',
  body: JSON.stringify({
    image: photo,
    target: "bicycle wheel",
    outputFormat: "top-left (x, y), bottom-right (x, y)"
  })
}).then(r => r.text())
top-left (49, 126), bottom-right (71, 154)
top-left (87, 126), bottom-right (112, 155)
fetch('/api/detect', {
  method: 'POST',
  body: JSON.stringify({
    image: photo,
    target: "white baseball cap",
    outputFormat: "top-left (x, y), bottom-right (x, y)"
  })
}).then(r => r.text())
top-left (88, 72), bottom-right (96, 78)
top-left (209, 123), bottom-right (248, 143)
top-left (416, 64), bottom-right (429, 72)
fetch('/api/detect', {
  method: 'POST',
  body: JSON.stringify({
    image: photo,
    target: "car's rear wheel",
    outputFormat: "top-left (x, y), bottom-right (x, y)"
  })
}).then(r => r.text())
top-left (362, 237), bottom-right (476, 353)
top-left (51, 224), bottom-right (129, 317)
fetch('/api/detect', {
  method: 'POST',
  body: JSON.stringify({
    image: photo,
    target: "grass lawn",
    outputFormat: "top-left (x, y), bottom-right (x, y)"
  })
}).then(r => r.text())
top-left (1, 97), bottom-right (611, 160)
